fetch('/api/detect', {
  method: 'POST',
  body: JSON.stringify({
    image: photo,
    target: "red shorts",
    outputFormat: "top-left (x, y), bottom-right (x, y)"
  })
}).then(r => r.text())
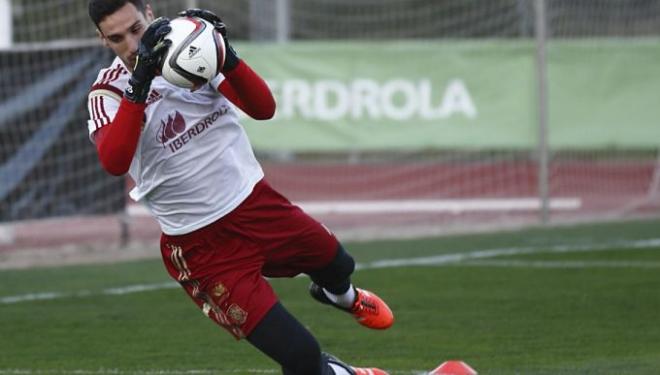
top-left (160, 179), bottom-right (339, 339)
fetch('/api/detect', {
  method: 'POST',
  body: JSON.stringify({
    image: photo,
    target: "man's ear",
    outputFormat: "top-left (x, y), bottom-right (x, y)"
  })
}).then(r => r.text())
top-left (96, 28), bottom-right (110, 48)
top-left (145, 4), bottom-right (155, 23)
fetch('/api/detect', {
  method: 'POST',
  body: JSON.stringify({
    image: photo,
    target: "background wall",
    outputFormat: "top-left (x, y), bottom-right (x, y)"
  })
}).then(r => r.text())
top-left (1, 0), bottom-right (659, 250)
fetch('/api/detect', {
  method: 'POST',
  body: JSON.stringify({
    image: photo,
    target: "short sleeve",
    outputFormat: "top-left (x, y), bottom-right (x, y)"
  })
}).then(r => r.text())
top-left (87, 89), bottom-right (122, 143)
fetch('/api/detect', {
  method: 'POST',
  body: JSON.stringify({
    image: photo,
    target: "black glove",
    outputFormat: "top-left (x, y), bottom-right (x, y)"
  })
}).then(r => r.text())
top-left (178, 8), bottom-right (240, 72)
top-left (125, 17), bottom-right (172, 103)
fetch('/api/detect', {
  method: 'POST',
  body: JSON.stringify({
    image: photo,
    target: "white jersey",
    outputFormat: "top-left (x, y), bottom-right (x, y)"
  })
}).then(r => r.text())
top-left (87, 57), bottom-right (264, 235)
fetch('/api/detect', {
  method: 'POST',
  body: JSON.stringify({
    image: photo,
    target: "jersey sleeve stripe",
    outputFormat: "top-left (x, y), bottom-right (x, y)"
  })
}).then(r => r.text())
top-left (98, 96), bottom-right (111, 124)
top-left (102, 66), bottom-right (118, 84)
top-left (91, 97), bottom-right (101, 121)
top-left (91, 98), bottom-right (103, 129)
top-left (89, 97), bottom-right (99, 126)
top-left (101, 68), bottom-right (111, 84)
top-left (89, 97), bottom-right (110, 129)
top-left (106, 67), bottom-right (118, 83)
top-left (93, 97), bottom-right (102, 123)
top-left (99, 65), bottom-right (122, 85)
top-left (108, 65), bottom-right (125, 84)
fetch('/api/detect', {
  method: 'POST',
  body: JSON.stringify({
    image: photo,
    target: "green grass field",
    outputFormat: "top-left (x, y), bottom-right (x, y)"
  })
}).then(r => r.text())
top-left (2, 218), bottom-right (660, 374)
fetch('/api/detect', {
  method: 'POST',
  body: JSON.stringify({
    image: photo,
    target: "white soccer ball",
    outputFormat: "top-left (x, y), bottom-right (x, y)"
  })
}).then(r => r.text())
top-left (160, 17), bottom-right (225, 90)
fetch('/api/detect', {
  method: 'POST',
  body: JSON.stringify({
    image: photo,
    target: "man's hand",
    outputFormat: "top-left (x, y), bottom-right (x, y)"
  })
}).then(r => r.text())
top-left (178, 8), bottom-right (240, 72)
top-left (125, 17), bottom-right (172, 103)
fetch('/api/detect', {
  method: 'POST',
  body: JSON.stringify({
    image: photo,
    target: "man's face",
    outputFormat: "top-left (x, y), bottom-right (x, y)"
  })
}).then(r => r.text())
top-left (97, 2), bottom-right (154, 72)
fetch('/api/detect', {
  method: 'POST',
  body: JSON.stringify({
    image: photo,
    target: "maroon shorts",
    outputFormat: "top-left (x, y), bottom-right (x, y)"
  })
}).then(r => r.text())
top-left (160, 179), bottom-right (339, 339)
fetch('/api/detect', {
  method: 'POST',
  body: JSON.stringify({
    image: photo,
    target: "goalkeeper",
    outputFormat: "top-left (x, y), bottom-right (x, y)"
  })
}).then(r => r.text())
top-left (86, 1), bottom-right (393, 374)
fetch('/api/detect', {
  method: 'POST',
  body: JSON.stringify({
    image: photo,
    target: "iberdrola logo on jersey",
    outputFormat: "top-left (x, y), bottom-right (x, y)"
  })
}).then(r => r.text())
top-left (157, 107), bottom-right (229, 153)
top-left (157, 111), bottom-right (186, 146)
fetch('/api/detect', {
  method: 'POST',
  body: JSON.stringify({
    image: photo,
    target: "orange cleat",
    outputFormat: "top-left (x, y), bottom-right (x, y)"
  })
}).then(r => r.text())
top-left (352, 367), bottom-right (390, 375)
top-left (350, 288), bottom-right (394, 330)
top-left (309, 283), bottom-right (394, 330)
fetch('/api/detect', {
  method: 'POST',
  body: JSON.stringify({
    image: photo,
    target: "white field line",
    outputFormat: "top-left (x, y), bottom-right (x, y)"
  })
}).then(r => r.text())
top-left (0, 282), bottom-right (179, 304)
top-left (460, 259), bottom-right (660, 269)
top-left (355, 238), bottom-right (660, 270)
top-left (127, 197), bottom-right (581, 216)
top-left (2, 238), bottom-right (660, 306)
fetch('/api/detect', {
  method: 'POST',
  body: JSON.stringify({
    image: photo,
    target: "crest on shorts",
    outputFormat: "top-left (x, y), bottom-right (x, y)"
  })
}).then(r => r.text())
top-left (212, 283), bottom-right (227, 298)
top-left (227, 304), bottom-right (248, 325)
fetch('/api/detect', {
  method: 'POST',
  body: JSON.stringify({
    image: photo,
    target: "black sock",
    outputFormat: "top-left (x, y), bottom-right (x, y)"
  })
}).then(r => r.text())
top-left (248, 302), bottom-right (328, 375)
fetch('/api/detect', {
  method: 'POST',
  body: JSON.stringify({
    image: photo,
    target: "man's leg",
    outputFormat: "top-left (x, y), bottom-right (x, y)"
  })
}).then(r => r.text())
top-left (307, 244), bottom-right (394, 330)
top-left (247, 302), bottom-right (332, 375)
top-left (238, 181), bottom-right (393, 330)
top-left (247, 303), bottom-right (390, 375)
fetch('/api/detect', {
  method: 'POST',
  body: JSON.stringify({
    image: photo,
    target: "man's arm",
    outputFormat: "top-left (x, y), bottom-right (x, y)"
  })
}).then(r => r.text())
top-left (93, 99), bottom-right (145, 176)
top-left (92, 18), bottom-right (171, 176)
top-left (217, 60), bottom-right (275, 120)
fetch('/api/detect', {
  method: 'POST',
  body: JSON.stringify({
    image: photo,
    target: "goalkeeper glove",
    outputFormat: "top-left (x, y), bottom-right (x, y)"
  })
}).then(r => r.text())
top-left (125, 17), bottom-right (172, 103)
top-left (178, 8), bottom-right (240, 72)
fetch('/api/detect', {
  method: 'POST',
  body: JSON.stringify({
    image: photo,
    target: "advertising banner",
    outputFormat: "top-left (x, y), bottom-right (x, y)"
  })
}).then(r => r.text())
top-left (238, 40), bottom-right (660, 151)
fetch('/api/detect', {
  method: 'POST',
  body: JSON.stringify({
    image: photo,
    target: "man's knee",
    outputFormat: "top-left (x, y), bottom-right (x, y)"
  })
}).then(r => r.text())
top-left (308, 244), bottom-right (355, 292)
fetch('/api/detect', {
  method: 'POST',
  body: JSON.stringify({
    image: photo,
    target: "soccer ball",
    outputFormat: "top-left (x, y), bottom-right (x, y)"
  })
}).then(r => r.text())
top-left (160, 17), bottom-right (225, 90)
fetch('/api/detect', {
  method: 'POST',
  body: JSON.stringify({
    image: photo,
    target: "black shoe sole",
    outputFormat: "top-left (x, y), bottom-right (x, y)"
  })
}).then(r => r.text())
top-left (322, 352), bottom-right (356, 375)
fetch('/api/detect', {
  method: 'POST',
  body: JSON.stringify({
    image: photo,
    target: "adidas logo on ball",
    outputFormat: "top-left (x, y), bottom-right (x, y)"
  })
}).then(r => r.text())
top-left (188, 45), bottom-right (201, 58)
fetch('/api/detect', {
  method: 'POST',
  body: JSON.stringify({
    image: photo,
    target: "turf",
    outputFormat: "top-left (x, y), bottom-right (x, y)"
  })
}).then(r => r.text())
top-left (2, 218), bottom-right (660, 374)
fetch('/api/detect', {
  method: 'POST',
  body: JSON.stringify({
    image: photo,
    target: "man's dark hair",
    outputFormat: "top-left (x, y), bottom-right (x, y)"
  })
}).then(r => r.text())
top-left (88, 0), bottom-right (146, 29)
